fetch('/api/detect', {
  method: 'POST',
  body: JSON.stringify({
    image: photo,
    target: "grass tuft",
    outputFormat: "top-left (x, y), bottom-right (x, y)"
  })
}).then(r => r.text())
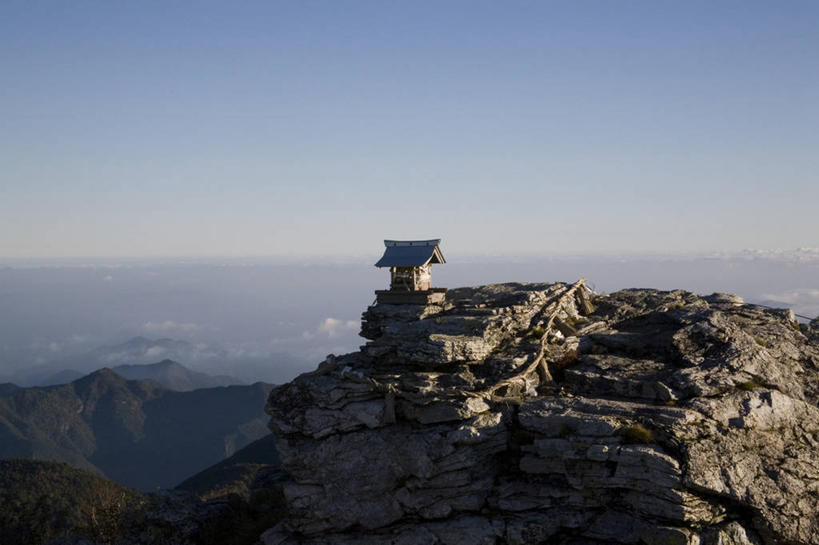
top-left (620, 424), bottom-right (655, 445)
top-left (530, 327), bottom-right (545, 339)
top-left (736, 380), bottom-right (763, 391)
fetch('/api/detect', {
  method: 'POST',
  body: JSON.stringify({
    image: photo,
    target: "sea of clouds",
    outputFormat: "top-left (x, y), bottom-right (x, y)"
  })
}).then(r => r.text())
top-left (1, 250), bottom-right (816, 386)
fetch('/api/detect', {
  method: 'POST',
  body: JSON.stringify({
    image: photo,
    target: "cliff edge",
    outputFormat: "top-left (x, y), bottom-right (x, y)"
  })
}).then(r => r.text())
top-left (264, 281), bottom-right (819, 545)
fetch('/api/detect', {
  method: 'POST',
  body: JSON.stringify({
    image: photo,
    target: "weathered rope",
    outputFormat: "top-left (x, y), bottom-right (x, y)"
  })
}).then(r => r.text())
top-left (340, 279), bottom-right (588, 408)
top-left (474, 278), bottom-right (587, 400)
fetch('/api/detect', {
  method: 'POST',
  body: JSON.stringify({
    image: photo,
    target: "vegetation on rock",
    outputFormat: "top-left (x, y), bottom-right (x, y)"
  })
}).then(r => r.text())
top-left (619, 423), bottom-right (655, 444)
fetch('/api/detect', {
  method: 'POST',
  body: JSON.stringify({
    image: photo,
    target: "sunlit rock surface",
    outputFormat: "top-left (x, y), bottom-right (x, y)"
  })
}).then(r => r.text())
top-left (264, 281), bottom-right (819, 545)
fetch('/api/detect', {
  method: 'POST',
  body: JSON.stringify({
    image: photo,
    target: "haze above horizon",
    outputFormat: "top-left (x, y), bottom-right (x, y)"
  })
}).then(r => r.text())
top-left (2, 1), bottom-right (817, 258)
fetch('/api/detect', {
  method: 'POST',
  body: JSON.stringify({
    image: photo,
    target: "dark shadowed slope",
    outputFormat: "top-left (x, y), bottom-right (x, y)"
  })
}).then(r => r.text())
top-left (0, 370), bottom-right (273, 490)
top-left (0, 458), bottom-right (144, 545)
top-left (176, 433), bottom-right (281, 500)
top-left (0, 458), bottom-right (283, 545)
top-left (0, 382), bottom-right (21, 396)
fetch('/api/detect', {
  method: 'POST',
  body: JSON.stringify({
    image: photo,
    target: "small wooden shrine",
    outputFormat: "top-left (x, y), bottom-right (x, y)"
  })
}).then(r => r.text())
top-left (374, 239), bottom-right (447, 304)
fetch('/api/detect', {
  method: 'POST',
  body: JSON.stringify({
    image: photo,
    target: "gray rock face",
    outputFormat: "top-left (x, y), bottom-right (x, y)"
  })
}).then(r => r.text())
top-left (264, 282), bottom-right (819, 545)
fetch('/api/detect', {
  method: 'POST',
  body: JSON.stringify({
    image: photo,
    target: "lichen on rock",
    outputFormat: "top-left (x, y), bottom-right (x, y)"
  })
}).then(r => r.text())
top-left (264, 281), bottom-right (819, 545)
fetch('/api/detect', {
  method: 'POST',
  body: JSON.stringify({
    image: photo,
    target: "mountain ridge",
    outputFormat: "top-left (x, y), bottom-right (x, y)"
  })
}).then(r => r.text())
top-left (16, 336), bottom-right (244, 387)
top-left (112, 358), bottom-right (242, 390)
top-left (0, 369), bottom-right (273, 490)
top-left (15, 357), bottom-right (243, 391)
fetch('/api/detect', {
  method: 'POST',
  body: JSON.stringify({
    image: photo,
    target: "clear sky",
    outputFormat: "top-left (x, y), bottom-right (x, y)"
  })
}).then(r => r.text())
top-left (1, 1), bottom-right (817, 258)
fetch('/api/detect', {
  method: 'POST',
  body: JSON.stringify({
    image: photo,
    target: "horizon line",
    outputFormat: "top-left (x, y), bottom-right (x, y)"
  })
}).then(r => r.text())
top-left (2, 247), bottom-right (818, 268)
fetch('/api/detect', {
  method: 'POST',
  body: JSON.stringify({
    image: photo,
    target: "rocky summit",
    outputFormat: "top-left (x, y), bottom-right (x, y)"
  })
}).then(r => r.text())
top-left (263, 281), bottom-right (819, 545)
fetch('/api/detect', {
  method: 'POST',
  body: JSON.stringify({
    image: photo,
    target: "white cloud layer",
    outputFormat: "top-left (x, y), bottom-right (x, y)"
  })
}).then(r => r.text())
top-left (303, 317), bottom-right (359, 340)
top-left (145, 346), bottom-right (167, 358)
top-left (762, 288), bottom-right (819, 305)
top-left (760, 288), bottom-right (819, 319)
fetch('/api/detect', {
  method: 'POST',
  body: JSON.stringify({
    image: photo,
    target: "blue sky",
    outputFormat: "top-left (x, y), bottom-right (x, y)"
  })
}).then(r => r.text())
top-left (1, 1), bottom-right (817, 258)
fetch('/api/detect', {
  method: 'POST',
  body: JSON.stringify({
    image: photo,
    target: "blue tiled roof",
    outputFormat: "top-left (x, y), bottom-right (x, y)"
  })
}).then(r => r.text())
top-left (374, 240), bottom-right (445, 267)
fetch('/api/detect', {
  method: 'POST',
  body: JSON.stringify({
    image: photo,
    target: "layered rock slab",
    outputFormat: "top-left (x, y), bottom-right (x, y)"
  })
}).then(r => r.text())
top-left (264, 282), bottom-right (819, 545)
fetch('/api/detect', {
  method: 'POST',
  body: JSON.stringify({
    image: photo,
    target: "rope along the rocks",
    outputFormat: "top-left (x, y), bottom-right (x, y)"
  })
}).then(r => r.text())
top-left (340, 279), bottom-right (588, 412)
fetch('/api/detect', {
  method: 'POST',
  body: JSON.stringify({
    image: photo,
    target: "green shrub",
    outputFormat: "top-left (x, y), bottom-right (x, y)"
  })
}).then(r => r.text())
top-left (564, 316), bottom-right (583, 328)
top-left (737, 380), bottom-right (763, 391)
top-left (620, 424), bottom-right (655, 445)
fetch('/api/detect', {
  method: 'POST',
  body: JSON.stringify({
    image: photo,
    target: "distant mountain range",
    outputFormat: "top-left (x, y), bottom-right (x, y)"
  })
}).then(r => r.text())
top-left (112, 359), bottom-right (239, 391)
top-left (6, 336), bottom-right (305, 387)
top-left (83, 336), bottom-right (223, 368)
top-left (0, 368), bottom-right (273, 490)
top-left (30, 336), bottom-right (244, 386)
top-left (34, 358), bottom-right (243, 391)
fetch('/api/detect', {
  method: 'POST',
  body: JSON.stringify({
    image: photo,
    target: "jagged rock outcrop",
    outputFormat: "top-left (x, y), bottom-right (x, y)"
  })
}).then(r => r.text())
top-left (264, 281), bottom-right (819, 545)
